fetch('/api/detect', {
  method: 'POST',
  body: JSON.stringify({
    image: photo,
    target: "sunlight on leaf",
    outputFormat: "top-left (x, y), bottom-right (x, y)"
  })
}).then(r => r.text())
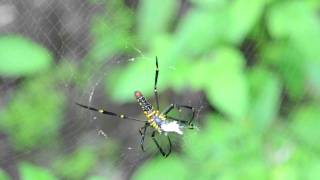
top-left (0, 74), bottom-right (65, 151)
top-left (137, 0), bottom-right (178, 46)
top-left (173, 9), bottom-right (226, 56)
top-left (53, 148), bottom-right (97, 180)
top-left (0, 169), bottom-right (9, 180)
top-left (248, 67), bottom-right (282, 130)
top-left (205, 47), bottom-right (249, 120)
top-left (107, 56), bottom-right (177, 102)
top-left (261, 42), bottom-right (306, 100)
top-left (0, 35), bottom-right (52, 76)
top-left (290, 105), bottom-right (320, 149)
top-left (133, 156), bottom-right (188, 180)
top-left (19, 162), bottom-right (57, 180)
top-left (227, 0), bottom-right (266, 44)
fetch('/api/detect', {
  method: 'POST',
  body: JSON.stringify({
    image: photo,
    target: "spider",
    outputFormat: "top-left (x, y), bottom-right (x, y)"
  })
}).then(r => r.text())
top-left (76, 57), bottom-right (196, 157)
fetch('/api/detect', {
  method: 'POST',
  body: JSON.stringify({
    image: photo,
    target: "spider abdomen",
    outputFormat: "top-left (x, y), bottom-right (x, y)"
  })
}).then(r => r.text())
top-left (135, 91), bottom-right (153, 112)
top-left (149, 120), bottom-right (161, 132)
top-left (147, 111), bottom-right (166, 133)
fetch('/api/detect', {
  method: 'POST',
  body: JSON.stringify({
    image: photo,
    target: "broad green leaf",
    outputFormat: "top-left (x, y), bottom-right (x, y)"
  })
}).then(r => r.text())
top-left (305, 161), bottom-right (320, 179)
top-left (306, 61), bottom-right (320, 97)
top-left (226, 0), bottom-right (266, 44)
top-left (266, 1), bottom-right (320, 100)
top-left (248, 67), bottom-right (282, 130)
top-left (188, 0), bottom-right (228, 8)
top-left (53, 148), bottom-right (97, 180)
top-left (19, 162), bottom-right (57, 180)
top-left (137, 0), bottom-right (178, 46)
top-left (267, 1), bottom-right (319, 39)
top-left (183, 115), bottom-right (239, 161)
top-left (0, 169), bottom-right (9, 180)
top-left (267, 1), bottom-right (320, 63)
top-left (225, 159), bottom-right (268, 180)
top-left (173, 0), bottom-right (265, 57)
top-left (106, 58), bottom-right (156, 102)
top-left (0, 74), bottom-right (65, 151)
top-left (173, 9), bottom-right (226, 56)
top-left (88, 0), bottom-right (134, 61)
top-left (132, 156), bottom-right (188, 180)
top-left (184, 114), bottom-right (265, 179)
top-left (188, 59), bottom-right (211, 90)
top-left (290, 105), bottom-right (320, 149)
top-left (163, 56), bottom-right (195, 92)
top-left (290, 148), bottom-right (320, 179)
top-left (261, 42), bottom-right (306, 100)
top-left (272, 164), bottom-right (298, 180)
top-left (106, 56), bottom-right (177, 102)
top-left (204, 47), bottom-right (249, 120)
top-left (0, 35), bottom-right (52, 76)
top-left (87, 176), bottom-right (106, 180)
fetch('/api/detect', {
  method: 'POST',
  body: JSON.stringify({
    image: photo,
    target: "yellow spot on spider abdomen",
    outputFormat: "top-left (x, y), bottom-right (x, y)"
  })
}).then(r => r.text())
top-left (98, 109), bottom-right (104, 113)
top-left (120, 115), bottom-right (125, 118)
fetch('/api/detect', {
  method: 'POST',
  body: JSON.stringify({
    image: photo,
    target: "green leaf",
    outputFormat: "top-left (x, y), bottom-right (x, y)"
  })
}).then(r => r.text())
top-left (106, 58), bottom-right (154, 102)
top-left (184, 115), bottom-right (266, 178)
top-left (226, 159), bottom-right (268, 180)
top-left (19, 162), bottom-right (57, 180)
top-left (267, 1), bottom-right (320, 100)
top-left (267, 1), bottom-right (320, 63)
top-left (137, 0), bottom-right (178, 46)
top-left (248, 67), bottom-right (282, 130)
top-left (132, 156), bottom-right (188, 180)
top-left (0, 74), bottom-right (65, 151)
top-left (173, 8), bottom-right (226, 56)
top-left (183, 115), bottom-right (236, 161)
top-left (272, 164), bottom-right (297, 180)
top-left (88, 1), bottom-right (134, 61)
top-left (288, 148), bottom-right (320, 179)
top-left (268, 1), bottom-right (317, 39)
top-left (53, 148), bottom-right (97, 180)
top-left (0, 35), bottom-right (52, 76)
top-left (86, 176), bottom-right (106, 180)
top-left (290, 105), bottom-right (320, 149)
top-left (305, 161), bottom-right (320, 179)
top-left (107, 56), bottom-right (176, 102)
top-left (226, 0), bottom-right (266, 44)
top-left (306, 61), bottom-right (320, 97)
top-left (204, 47), bottom-right (249, 120)
top-left (188, 0), bottom-right (229, 8)
top-left (261, 42), bottom-right (306, 100)
top-left (168, 57), bottom-right (195, 92)
top-left (188, 59), bottom-right (211, 90)
top-left (172, 0), bottom-right (265, 57)
top-left (0, 169), bottom-right (10, 180)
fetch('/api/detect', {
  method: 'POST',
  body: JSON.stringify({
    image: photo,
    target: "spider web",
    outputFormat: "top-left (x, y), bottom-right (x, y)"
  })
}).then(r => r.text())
top-left (0, 1), bottom-right (206, 179)
top-left (78, 52), bottom-right (206, 178)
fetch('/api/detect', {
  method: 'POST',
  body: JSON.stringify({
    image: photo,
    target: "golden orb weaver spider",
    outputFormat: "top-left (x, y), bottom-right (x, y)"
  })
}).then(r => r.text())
top-left (76, 57), bottom-right (196, 157)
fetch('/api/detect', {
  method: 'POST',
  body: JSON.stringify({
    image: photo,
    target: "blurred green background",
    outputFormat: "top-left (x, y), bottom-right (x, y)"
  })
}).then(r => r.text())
top-left (0, 0), bottom-right (320, 179)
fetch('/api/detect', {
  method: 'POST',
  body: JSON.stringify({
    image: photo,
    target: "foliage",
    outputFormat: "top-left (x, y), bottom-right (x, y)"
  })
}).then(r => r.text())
top-left (0, 169), bottom-right (10, 180)
top-left (0, 36), bottom-right (52, 76)
top-left (0, 0), bottom-right (319, 179)
top-left (128, 0), bottom-right (320, 179)
top-left (0, 71), bottom-right (65, 151)
top-left (53, 148), bottom-right (97, 180)
top-left (19, 162), bottom-right (57, 180)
